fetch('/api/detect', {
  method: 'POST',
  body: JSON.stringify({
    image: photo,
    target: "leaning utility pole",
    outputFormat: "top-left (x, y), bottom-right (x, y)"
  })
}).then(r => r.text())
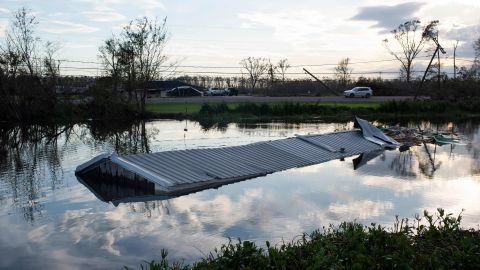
top-left (414, 34), bottom-right (446, 100)
top-left (438, 43), bottom-right (441, 90)
top-left (453, 40), bottom-right (459, 79)
top-left (303, 68), bottom-right (339, 96)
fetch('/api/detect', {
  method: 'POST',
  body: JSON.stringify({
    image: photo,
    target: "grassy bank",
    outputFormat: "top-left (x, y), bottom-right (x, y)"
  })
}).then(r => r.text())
top-left (184, 99), bottom-right (480, 125)
top-left (4, 99), bottom-right (479, 124)
top-left (145, 101), bottom-right (380, 115)
top-left (130, 209), bottom-right (480, 269)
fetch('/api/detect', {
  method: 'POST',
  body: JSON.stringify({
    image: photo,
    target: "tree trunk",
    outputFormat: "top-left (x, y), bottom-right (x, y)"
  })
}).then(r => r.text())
top-left (406, 65), bottom-right (411, 83)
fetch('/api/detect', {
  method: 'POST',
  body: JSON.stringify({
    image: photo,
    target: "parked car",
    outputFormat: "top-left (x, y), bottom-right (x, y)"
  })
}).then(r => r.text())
top-left (224, 87), bottom-right (238, 96)
top-left (344, 87), bottom-right (373, 98)
top-left (166, 86), bottom-right (203, 97)
top-left (205, 87), bottom-right (227, 96)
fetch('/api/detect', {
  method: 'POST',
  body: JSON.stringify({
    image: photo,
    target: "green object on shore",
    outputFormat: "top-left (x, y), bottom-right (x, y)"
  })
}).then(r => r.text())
top-left (434, 134), bottom-right (461, 145)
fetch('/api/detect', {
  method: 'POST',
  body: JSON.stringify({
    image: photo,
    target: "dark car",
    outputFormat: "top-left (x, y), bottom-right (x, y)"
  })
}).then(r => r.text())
top-left (225, 87), bottom-right (238, 96)
top-left (166, 86), bottom-right (203, 97)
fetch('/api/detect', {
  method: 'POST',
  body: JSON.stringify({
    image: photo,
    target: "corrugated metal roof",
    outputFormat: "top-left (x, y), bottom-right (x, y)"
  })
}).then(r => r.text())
top-left (75, 118), bottom-right (398, 195)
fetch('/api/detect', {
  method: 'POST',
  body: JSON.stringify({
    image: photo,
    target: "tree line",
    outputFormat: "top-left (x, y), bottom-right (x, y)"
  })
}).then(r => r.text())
top-left (1, 7), bottom-right (480, 122)
top-left (0, 8), bottom-right (61, 121)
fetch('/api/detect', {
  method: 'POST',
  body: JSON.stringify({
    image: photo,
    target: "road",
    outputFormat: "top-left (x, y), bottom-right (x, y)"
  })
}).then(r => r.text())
top-left (148, 96), bottom-right (416, 104)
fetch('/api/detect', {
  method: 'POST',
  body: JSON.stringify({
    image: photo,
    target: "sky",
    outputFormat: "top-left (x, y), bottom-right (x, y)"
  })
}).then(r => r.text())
top-left (0, 0), bottom-right (479, 78)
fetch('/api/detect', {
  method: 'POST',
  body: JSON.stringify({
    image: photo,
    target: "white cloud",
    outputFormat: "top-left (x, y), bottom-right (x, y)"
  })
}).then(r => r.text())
top-left (328, 200), bottom-right (394, 220)
top-left (48, 12), bottom-right (65, 18)
top-left (82, 0), bottom-right (165, 12)
top-left (42, 20), bottom-right (100, 34)
top-left (238, 10), bottom-right (330, 45)
top-left (0, 20), bottom-right (7, 38)
top-left (82, 10), bottom-right (126, 22)
top-left (0, 8), bottom-right (10, 38)
top-left (139, 0), bottom-right (165, 10)
top-left (62, 42), bottom-right (96, 49)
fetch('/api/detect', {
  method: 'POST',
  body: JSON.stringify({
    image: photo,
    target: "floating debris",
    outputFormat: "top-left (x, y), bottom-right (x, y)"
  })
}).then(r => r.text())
top-left (378, 125), bottom-right (463, 146)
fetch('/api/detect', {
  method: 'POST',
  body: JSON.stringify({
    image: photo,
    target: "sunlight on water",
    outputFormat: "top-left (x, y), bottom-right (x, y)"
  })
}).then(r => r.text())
top-left (0, 119), bottom-right (479, 269)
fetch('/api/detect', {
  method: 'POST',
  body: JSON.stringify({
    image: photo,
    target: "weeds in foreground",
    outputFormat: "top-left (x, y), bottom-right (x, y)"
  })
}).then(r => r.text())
top-left (128, 209), bottom-right (480, 269)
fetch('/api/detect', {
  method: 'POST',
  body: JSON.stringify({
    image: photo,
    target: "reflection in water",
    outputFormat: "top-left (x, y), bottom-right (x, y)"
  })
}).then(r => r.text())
top-left (389, 150), bottom-right (416, 178)
top-left (417, 143), bottom-right (441, 178)
top-left (1, 119), bottom-right (480, 269)
top-left (86, 120), bottom-right (154, 155)
top-left (77, 174), bottom-right (158, 206)
top-left (0, 124), bottom-right (72, 223)
top-left (1, 120), bottom-right (352, 222)
top-left (352, 150), bottom-right (383, 170)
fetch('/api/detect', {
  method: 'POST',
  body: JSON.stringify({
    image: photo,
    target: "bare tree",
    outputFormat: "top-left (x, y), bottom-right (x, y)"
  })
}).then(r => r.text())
top-left (474, 37), bottom-right (480, 73)
top-left (0, 40), bottom-right (22, 119)
top-left (267, 59), bottom-right (277, 85)
top-left (124, 17), bottom-right (170, 113)
top-left (99, 36), bottom-right (122, 92)
top-left (0, 7), bottom-right (60, 120)
top-left (474, 36), bottom-right (480, 61)
top-left (43, 41), bottom-right (60, 78)
top-left (239, 57), bottom-right (269, 94)
top-left (277, 58), bottom-right (290, 82)
top-left (42, 41), bottom-right (61, 102)
top-left (383, 20), bottom-right (439, 82)
top-left (6, 8), bottom-right (40, 76)
top-left (470, 37), bottom-right (480, 79)
top-left (334, 57), bottom-right (352, 86)
top-left (100, 17), bottom-right (174, 114)
top-left (0, 34), bottom-right (21, 79)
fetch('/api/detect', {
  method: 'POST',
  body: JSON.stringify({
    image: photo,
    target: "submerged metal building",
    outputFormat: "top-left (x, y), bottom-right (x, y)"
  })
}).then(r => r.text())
top-left (76, 117), bottom-right (399, 199)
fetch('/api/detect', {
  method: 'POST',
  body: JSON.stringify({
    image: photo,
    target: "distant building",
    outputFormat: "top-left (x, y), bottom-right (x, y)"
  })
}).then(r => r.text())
top-left (55, 76), bottom-right (97, 94)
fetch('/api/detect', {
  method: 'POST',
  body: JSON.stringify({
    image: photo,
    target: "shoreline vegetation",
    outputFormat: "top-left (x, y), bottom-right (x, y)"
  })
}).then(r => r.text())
top-left (2, 99), bottom-right (480, 126)
top-left (128, 209), bottom-right (480, 270)
top-left (191, 99), bottom-right (480, 122)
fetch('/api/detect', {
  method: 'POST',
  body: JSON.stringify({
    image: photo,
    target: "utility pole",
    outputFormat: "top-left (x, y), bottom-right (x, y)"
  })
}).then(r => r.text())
top-left (438, 44), bottom-right (441, 90)
top-left (414, 35), bottom-right (446, 100)
top-left (303, 68), bottom-right (339, 96)
top-left (453, 40), bottom-right (459, 79)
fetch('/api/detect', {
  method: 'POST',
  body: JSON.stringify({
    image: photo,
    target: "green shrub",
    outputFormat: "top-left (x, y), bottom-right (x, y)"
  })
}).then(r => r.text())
top-left (134, 209), bottom-right (480, 269)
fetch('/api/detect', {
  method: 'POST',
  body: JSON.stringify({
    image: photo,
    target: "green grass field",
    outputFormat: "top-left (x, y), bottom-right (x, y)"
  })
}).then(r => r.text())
top-left (145, 103), bottom-right (203, 114)
top-left (145, 102), bottom-right (380, 115)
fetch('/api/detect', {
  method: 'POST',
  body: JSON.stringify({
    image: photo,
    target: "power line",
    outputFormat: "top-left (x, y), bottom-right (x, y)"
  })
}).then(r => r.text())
top-left (289, 55), bottom-right (435, 67)
top-left (9, 54), bottom-right (476, 77)
top-left (455, 58), bottom-right (477, 63)
top-left (50, 54), bottom-right (448, 69)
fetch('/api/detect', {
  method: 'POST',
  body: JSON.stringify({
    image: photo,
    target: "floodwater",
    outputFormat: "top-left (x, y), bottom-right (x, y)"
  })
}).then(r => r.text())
top-left (1, 119), bottom-right (479, 269)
